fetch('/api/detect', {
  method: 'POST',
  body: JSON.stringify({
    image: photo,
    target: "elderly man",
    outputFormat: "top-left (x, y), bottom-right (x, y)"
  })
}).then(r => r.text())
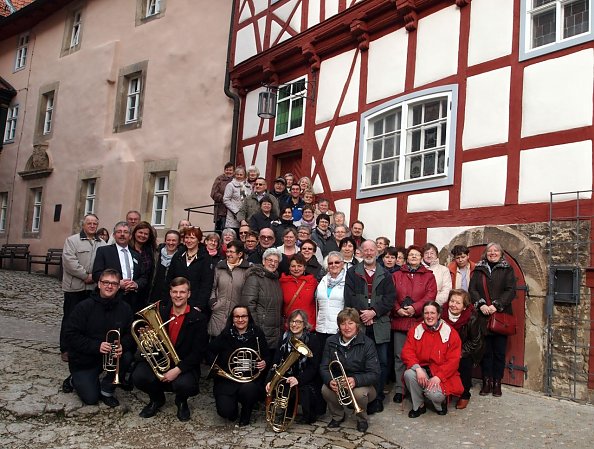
top-left (345, 240), bottom-right (395, 415)
top-left (60, 214), bottom-right (106, 363)
top-left (126, 210), bottom-right (141, 229)
top-left (237, 177), bottom-right (280, 224)
top-left (92, 221), bottom-right (148, 313)
top-left (247, 227), bottom-right (276, 264)
top-left (210, 162), bottom-right (234, 233)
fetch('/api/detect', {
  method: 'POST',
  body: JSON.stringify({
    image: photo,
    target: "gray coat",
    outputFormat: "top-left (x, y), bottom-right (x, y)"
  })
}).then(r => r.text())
top-left (62, 232), bottom-right (106, 292)
top-left (236, 192), bottom-right (280, 223)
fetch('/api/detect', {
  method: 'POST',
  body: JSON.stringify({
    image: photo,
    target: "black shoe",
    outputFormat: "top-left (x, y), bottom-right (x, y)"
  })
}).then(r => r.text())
top-left (328, 415), bottom-right (345, 428)
top-left (436, 401), bottom-right (448, 416)
top-left (176, 399), bottom-right (191, 422)
top-left (62, 376), bottom-right (73, 393)
top-left (100, 395), bottom-right (120, 408)
top-left (139, 400), bottom-right (165, 418)
top-left (408, 405), bottom-right (426, 418)
top-left (366, 398), bottom-right (384, 415)
top-left (392, 393), bottom-right (403, 403)
top-left (356, 420), bottom-right (369, 433)
top-left (238, 418), bottom-right (250, 427)
top-left (118, 378), bottom-right (134, 391)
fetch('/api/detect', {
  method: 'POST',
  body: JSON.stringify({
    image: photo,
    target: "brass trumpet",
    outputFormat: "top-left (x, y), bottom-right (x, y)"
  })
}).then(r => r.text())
top-left (103, 329), bottom-right (121, 385)
top-left (329, 351), bottom-right (362, 414)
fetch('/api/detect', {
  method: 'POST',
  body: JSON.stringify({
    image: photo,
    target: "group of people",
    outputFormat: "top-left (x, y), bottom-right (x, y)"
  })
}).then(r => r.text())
top-left (57, 163), bottom-right (517, 432)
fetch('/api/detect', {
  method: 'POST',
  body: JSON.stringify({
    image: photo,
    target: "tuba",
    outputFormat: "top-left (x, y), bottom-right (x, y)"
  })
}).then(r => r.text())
top-left (131, 301), bottom-right (181, 380)
top-left (103, 329), bottom-right (121, 385)
top-left (265, 336), bottom-right (313, 432)
top-left (329, 351), bottom-right (363, 414)
top-left (209, 340), bottom-right (263, 383)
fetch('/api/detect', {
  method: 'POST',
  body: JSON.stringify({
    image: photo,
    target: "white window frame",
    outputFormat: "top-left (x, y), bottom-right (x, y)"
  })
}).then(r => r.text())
top-left (125, 77), bottom-right (141, 124)
top-left (70, 11), bottom-right (82, 48)
top-left (43, 93), bottom-right (54, 135)
top-left (357, 85), bottom-right (458, 199)
top-left (520, 0), bottom-right (593, 60)
top-left (146, 0), bottom-right (161, 17)
top-left (31, 189), bottom-right (42, 233)
top-left (3, 105), bottom-right (18, 143)
top-left (151, 174), bottom-right (169, 227)
top-left (0, 192), bottom-right (8, 232)
top-left (273, 76), bottom-right (307, 141)
top-left (14, 33), bottom-right (29, 71)
top-left (84, 179), bottom-right (96, 215)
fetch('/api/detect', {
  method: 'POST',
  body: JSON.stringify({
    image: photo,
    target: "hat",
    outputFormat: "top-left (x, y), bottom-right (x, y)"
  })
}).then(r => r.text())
top-left (274, 177), bottom-right (286, 185)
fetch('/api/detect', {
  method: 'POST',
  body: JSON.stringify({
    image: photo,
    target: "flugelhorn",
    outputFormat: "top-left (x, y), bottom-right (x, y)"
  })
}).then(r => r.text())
top-left (329, 351), bottom-right (362, 414)
top-left (209, 337), bottom-right (262, 383)
top-left (103, 329), bottom-right (121, 385)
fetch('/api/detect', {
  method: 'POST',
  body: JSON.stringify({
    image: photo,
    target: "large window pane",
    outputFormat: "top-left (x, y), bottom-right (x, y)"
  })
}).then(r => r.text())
top-left (533, 9), bottom-right (557, 47)
top-left (564, 0), bottom-right (589, 38)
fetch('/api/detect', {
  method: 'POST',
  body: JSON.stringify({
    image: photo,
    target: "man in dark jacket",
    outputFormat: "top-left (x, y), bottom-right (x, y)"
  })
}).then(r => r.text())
top-left (210, 162), bottom-right (235, 233)
top-left (345, 240), bottom-right (396, 415)
top-left (63, 268), bottom-right (134, 407)
top-left (133, 277), bottom-right (209, 421)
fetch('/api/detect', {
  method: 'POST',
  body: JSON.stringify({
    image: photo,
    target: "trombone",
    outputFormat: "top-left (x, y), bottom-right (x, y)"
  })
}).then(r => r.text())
top-left (103, 329), bottom-right (121, 385)
top-left (328, 351), bottom-right (362, 414)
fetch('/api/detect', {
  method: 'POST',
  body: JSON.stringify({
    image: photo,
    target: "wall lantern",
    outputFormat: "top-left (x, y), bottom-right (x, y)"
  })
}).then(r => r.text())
top-left (257, 78), bottom-right (316, 120)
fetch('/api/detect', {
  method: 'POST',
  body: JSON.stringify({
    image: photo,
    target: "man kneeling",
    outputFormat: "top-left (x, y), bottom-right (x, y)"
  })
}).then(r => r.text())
top-left (133, 277), bottom-right (208, 421)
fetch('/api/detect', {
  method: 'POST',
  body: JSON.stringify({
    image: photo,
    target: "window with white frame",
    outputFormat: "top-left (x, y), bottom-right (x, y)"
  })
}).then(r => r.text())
top-left (0, 192), bottom-right (8, 232)
top-left (126, 76), bottom-right (141, 124)
top-left (70, 11), bottom-right (82, 48)
top-left (43, 93), bottom-right (54, 135)
top-left (31, 189), bottom-right (42, 233)
top-left (14, 33), bottom-right (29, 71)
top-left (358, 86), bottom-right (457, 199)
top-left (136, 0), bottom-right (166, 24)
top-left (521, 0), bottom-right (592, 59)
top-left (152, 174), bottom-right (169, 226)
top-left (84, 179), bottom-right (96, 214)
top-left (274, 77), bottom-right (306, 139)
top-left (146, 0), bottom-right (161, 16)
top-left (3, 105), bottom-right (18, 143)
top-left (113, 61), bottom-right (148, 133)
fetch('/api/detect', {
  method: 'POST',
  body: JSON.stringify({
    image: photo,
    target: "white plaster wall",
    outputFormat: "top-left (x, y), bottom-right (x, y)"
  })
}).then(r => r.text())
top-left (254, 140), bottom-right (268, 176)
top-left (405, 229), bottom-right (415, 246)
top-left (320, 122), bottom-right (357, 191)
top-left (278, 30), bottom-right (292, 44)
top-left (427, 226), bottom-right (473, 252)
top-left (316, 49), bottom-right (360, 124)
top-left (518, 141), bottom-right (593, 203)
top-left (258, 16), bottom-right (266, 46)
top-left (358, 198), bottom-right (397, 241)
top-left (460, 156), bottom-right (507, 208)
top-left (243, 144), bottom-right (255, 167)
top-left (325, 0), bottom-right (339, 19)
top-left (463, 67), bottom-right (511, 150)
top-left (467, 0), bottom-right (513, 66)
top-left (315, 127), bottom-right (329, 150)
top-left (242, 88), bottom-right (269, 139)
top-left (407, 191), bottom-right (449, 213)
top-left (414, 5), bottom-right (460, 88)
top-left (234, 24), bottom-right (257, 65)
top-left (239, 0), bottom-right (251, 23)
top-left (252, 0), bottom-right (268, 16)
top-left (522, 49), bottom-right (593, 137)
top-left (366, 29), bottom-right (408, 104)
top-left (308, 1), bottom-right (320, 28)
top-left (270, 20), bottom-right (283, 46)
top-left (334, 198), bottom-right (351, 225)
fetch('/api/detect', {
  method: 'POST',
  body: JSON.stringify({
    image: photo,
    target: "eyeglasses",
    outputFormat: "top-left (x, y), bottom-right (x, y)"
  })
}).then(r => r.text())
top-left (233, 315), bottom-right (248, 320)
top-left (255, 182), bottom-right (266, 186)
top-left (100, 280), bottom-right (119, 287)
top-left (290, 320), bottom-right (304, 325)
top-left (265, 257), bottom-right (279, 264)
top-left (301, 247), bottom-right (314, 251)
top-left (239, 231), bottom-right (249, 235)
top-left (327, 261), bottom-right (343, 266)
top-left (260, 235), bottom-right (274, 240)
top-left (246, 240), bottom-right (258, 244)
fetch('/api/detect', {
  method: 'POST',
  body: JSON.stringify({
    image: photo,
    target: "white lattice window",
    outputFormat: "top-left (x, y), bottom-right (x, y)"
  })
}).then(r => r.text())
top-left (126, 77), bottom-right (141, 124)
top-left (84, 179), bottom-right (96, 215)
top-left (14, 33), bottom-right (29, 70)
top-left (151, 174), bottom-right (169, 226)
top-left (146, 0), bottom-right (161, 16)
top-left (43, 93), bottom-right (54, 135)
top-left (31, 189), bottom-right (42, 233)
top-left (3, 105), bottom-right (18, 143)
top-left (274, 77), bottom-right (306, 140)
top-left (0, 192), bottom-right (8, 232)
top-left (70, 11), bottom-right (82, 48)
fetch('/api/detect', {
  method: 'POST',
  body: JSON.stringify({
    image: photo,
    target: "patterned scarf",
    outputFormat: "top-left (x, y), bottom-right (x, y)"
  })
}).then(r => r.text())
top-left (327, 268), bottom-right (346, 290)
top-left (160, 246), bottom-right (174, 268)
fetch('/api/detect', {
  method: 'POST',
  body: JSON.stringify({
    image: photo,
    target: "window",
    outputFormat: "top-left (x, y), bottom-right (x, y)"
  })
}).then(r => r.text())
top-left (357, 86), bottom-right (457, 199)
top-left (136, 0), bottom-right (166, 24)
top-left (34, 83), bottom-right (58, 143)
top-left (31, 189), bottom-right (42, 233)
top-left (152, 175), bottom-right (169, 226)
top-left (43, 93), bottom-right (54, 135)
top-left (146, 0), bottom-right (161, 16)
top-left (521, 0), bottom-right (592, 60)
top-left (61, 6), bottom-right (84, 56)
top-left (70, 11), bottom-right (82, 48)
top-left (274, 77), bottom-right (306, 140)
top-left (84, 179), bottom-right (96, 214)
top-left (3, 105), bottom-right (18, 143)
top-left (0, 192), bottom-right (8, 232)
top-left (14, 33), bottom-right (29, 71)
top-left (113, 61), bottom-right (148, 132)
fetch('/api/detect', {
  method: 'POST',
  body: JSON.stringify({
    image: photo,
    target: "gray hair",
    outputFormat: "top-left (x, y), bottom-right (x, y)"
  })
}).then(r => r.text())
top-left (334, 211), bottom-right (346, 220)
top-left (113, 221), bottom-right (130, 233)
top-left (247, 165), bottom-right (260, 177)
top-left (482, 242), bottom-right (504, 260)
top-left (222, 228), bottom-right (237, 238)
top-left (234, 166), bottom-right (246, 176)
top-left (287, 309), bottom-right (312, 331)
top-left (81, 214), bottom-right (99, 226)
top-left (323, 251), bottom-right (344, 270)
top-left (262, 247), bottom-right (281, 263)
top-left (205, 232), bottom-right (220, 242)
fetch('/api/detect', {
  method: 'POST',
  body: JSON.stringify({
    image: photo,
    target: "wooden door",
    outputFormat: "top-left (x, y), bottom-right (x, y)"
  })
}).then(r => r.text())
top-left (469, 246), bottom-right (526, 387)
top-left (275, 150), bottom-right (302, 179)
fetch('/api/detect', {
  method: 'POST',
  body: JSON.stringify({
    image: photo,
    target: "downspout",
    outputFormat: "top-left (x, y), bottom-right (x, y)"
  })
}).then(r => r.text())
top-left (3, 0), bottom-right (16, 14)
top-left (223, 0), bottom-right (240, 165)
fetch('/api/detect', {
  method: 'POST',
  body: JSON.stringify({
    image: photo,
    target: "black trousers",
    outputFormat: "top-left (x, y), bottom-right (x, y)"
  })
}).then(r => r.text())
top-left (70, 351), bottom-right (133, 405)
top-left (132, 361), bottom-right (199, 403)
top-left (459, 356), bottom-right (474, 399)
top-left (60, 290), bottom-right (91, 353)
top-left (214, 381), bottom-right (260, 422)
top-left (481, 334), bottom-right (508, 379)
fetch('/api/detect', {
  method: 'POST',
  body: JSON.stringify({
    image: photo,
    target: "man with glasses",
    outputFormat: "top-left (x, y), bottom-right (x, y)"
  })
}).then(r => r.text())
top-left (237, 177), bottom-right (279, 225)
top-left (63, 269), bottom-right (135, 407)
top-left (238, 224), bottom-right (251, 242)
top-left (247, 228), bottom-right (276, 264)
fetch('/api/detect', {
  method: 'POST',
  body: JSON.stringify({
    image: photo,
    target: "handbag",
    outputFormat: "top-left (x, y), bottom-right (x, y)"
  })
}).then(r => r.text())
top-left (482, 275), bottom-right (517, 336)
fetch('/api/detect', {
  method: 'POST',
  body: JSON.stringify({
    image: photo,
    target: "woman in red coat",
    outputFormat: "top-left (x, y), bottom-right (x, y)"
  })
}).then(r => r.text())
top-left (402, 301), bottom-right (463, 418)
top-left (279, 253), bottom-right (318, 331)
top-left (390, 245), bottom-right (437, 403)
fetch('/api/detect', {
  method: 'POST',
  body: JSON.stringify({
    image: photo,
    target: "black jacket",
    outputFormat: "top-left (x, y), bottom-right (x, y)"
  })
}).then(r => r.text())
top-left (92, 244), bottom-right (148, 288)
top-left (469, 258), bottom-right (516, 315)
top-left (268, 331), bottom-right (323, 387)
top-left (65, 291), bottom-right (134, 371)
top-left (166, 247), bottom-right (215, 313)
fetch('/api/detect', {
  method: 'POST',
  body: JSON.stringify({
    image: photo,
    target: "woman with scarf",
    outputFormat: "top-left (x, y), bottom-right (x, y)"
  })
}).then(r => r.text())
top-left (315, 251), bottom-right (346, 347)
top-left (208, 305), bottom-right (270, 427)
top-left (441, 289), bottom-right (484, 409)
top-left (150, 230), bottom-right (180, 302)
top-left (204, 233), bottom-right (225, 267)
top-left (266, 309), bottom-right (324, 424)
top-left (402, 301), bottom-right (463, 418)
top-left (223, 166), bottom-right (251, 233)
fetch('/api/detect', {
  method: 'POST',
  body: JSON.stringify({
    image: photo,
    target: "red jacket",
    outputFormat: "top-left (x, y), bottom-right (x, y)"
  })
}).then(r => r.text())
top-left (401, 320), bottom-right (464, 397)
top-left (391, 264), bottom-right (437, 332)
top-left (279, 273), bottom-right (318, 330)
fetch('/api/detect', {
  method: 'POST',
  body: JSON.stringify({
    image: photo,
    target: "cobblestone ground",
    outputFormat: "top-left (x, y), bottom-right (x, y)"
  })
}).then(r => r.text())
top-left (2, 269), bottom-right (594, 449)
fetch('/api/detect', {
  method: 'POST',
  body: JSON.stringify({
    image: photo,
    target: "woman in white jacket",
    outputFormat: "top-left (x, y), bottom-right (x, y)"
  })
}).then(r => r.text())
top-left (422, 243), bottom-right (452, 305)
top-left (222, 166), bottom-right (251, 230)
top-left (315, 251), bottom-right (346, 346)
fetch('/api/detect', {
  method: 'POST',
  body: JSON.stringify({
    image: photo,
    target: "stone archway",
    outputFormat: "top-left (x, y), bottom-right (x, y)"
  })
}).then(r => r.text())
top-left (440, 225), bottom-right (548, 392)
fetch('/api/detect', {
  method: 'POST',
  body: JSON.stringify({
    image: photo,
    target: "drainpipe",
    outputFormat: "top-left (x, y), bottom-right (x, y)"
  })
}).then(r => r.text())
top-left (3, 0), bottom-right (16, 14)
top-left (223, 0), bottom-right (240, 165)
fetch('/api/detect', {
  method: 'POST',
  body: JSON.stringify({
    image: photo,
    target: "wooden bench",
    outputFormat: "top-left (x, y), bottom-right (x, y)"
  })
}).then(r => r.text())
top-left (0, 243), bottom-right (31, 270)
top-left (28, 248), bottom-right (63, 277)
